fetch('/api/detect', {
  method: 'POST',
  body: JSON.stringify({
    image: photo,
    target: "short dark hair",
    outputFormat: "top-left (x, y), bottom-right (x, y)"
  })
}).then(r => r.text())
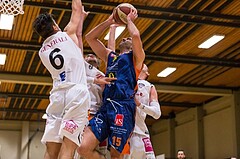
top-left (177, 150), bottom-right (185, 153)
top-left (32, 13), bottom-right (56, 39)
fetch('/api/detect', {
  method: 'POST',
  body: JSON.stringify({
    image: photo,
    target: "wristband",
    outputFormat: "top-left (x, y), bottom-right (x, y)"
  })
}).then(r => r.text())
top-left (87, 77), bottom-right (94, 84)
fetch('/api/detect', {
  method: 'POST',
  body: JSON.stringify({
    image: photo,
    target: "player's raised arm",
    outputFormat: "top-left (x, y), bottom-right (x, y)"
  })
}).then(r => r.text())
top-left (76, 6), bottom-right (89, 52)
top-left (64, 0), bottom-right (83, 45)
top-left (85, 14), bottom-right (115, 63)
top-left (108, 24), bottom-right (118, 51)
top-left (126, 9), bottom-right (145, 71)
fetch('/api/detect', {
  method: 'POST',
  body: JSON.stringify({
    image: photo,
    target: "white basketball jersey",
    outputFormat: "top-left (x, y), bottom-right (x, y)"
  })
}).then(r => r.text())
top-left (39, 31), bottom-right (87, 88)
top-left (134, 79), bottom-right (153, 136)
top-left (85, 61), bottom-right (105, 114)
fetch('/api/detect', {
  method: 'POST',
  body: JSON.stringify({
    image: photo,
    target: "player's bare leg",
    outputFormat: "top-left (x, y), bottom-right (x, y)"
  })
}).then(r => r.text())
top-left (77, 127), bottom-right (105, 159)
top-left (58, 137), bottom-right (77, 159)
top-left (44, 142), bottom-right (61, 159)
top-left (110, 147), bottom-right (124, 159)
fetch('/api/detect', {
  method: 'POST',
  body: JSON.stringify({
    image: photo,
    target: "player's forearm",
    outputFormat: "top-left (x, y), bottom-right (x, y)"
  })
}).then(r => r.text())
top-left (127, 18), bottom-right (145, 68)
top-left (108, 25), bottom-right (116, 51)
top-left (86, 19), bottom-right (113, 41)
top-left (72, 0), bottom-right (82, 13)
top-left (138, 101), bottom-right (161, 119)
top-left (127, 19), bottom-right (140, 38)
top-left (76, 19), bottom-right (83, 37)
top-left (76, 19), bottom-right (84, 51)
top-left (66, 0), bottom-right (82, 37)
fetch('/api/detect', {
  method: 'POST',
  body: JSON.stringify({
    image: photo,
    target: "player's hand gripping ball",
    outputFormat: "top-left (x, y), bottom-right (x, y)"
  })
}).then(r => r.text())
top-left (113, 3), bottom-right (137, 24)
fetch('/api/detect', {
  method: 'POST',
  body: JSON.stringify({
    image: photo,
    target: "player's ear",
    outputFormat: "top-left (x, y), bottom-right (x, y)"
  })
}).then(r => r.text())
top-left (53, 24), bottom-right (60, 31)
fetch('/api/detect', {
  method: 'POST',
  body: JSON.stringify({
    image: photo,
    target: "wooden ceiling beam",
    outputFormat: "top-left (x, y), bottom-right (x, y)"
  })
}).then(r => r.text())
top-left (0, 72), bottom-right (235, 96)
top-left (0, 107), bottom-right (45, 113)
top-left (154, 83), bottom-right (233, 97)
top-left (0, 92), bottom-right (48, 99)
top-left (1, 40), bottom-right (240, 67)
top-left (145, 53), bottom-right (240, 68)
top-left (27, 0), bottom-right (240, 21)
top-left (23, 1), bottom-right (240, 28)
top-left (0, 73), bottom-right (52, 86)
top-left (0, 95), bottom-right (199, 108)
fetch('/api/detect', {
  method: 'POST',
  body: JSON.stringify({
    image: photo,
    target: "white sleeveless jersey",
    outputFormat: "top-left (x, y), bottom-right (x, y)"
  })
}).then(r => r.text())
top-left (85, 61), bottom-right (105, 114)
top-left (134, 79), bottom-right (153, 136)
top-left (39, 31), bottom-right (87, 89)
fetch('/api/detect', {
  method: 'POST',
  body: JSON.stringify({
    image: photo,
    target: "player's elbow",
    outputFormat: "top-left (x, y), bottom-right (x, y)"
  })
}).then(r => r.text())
top-left (85, 33), bottom-right (96, 42)
top-left (85, 33), bottom-right (91, 42)
top-left (153, 109), bottom-right (161, 119)
top-left (131, 30), bottom-right (140, 39)
top-left (85, 34), bottom-right (94, 45)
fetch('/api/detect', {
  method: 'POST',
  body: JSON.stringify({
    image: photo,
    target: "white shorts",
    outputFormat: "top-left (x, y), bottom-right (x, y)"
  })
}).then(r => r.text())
top-left (124, 133), bottom-right (155, 159)
top-left (41, 84), bottom-right (90, 146)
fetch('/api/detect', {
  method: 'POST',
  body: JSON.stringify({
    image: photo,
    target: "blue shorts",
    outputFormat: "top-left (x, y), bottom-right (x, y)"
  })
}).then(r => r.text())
top-left (89, 98), bottom-right (136, 153)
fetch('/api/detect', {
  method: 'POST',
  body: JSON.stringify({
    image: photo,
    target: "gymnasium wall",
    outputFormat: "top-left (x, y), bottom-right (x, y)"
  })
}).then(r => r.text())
top-left (0, 94), bottom-right (239, 159)
top-left (0, 121), bottom-right (45, 159)
top-left (151, 96), bottom-right (238, 159)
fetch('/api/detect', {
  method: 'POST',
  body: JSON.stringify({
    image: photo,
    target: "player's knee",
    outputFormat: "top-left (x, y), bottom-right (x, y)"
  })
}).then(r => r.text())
top-left (77, 145), bottom-right (89, 158)
top-left (110, 148), bottom-right (121, 158)
top-left (111, 154), bottom-right (121, 159)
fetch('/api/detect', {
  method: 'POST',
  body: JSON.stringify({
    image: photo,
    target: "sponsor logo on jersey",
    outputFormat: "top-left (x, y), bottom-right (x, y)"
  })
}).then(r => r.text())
top-left (115, 114), bottom-right (124, 126)
top-left (110, 53), bottom-right (118, 62)
top-left (108, 72), bottom-right (116, 78)
top-left (135, 92), bottom-right (143, 96)
top-left (142, 137), bottom-right (153, 152)
top-left (63, 120), bottom-right (78, 134)
top-left (59, 71), bottom-right (66, 81)
top-left (138, 82), bottom-right (145, 88)
top-left (40, 36), bottom-right (68, 53)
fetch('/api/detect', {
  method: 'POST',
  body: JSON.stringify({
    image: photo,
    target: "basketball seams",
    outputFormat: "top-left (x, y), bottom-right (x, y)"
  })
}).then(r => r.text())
top-left (113, 3), bottom-right (136, 24)
top-left (117, 8), bottom-right (128, 24)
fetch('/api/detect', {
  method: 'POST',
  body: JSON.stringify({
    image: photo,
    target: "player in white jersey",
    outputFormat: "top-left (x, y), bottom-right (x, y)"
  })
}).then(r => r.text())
top-left (74, 56), bottom-right (108, 159)
top-left (84, 54), bottom-right (108, 156)
top-left (33, 1), bottom-right (90, 158)
top-left (84, 54), bottom-right (104, 115)
top-left (108, 25), bottom-right (161, 159)
top-left (125, 64), bottom-right (161, 159)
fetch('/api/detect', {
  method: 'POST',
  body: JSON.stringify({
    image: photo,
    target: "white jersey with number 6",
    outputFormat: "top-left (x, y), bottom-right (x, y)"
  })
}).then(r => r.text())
top-left (39, 31), bottom-right (90, 146)
top-left (39, 31), bottom-right (87, 88)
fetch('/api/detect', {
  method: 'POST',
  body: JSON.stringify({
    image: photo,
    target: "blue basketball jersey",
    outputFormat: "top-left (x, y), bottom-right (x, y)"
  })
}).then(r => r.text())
top-left (103, 51), bottom-right (137, 101)
top-left (89, 51), bottom-right (140, 153)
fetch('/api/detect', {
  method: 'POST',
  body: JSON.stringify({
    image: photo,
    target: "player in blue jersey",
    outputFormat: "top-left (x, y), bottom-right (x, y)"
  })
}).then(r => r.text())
top-left (108, 25), bottom-right (161, 159)
top-left (77, 8), bottom-right (145, 159)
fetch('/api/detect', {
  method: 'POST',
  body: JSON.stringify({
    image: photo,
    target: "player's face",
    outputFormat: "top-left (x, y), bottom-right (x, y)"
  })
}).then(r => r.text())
top-left (122, 37), bottom-right (132, 42)
top-left (119, 37), bottom-right (132, 51)
top-left (85, 54), bottom-right (99, 68)
top-left (53, 21), bottom-right (61, 31)
top-left (177, 151), bottom-right (185, 159)
top-left (138, 64), bottom-right (149, 80)
top-left (141, 64), bottom-right (149, 79)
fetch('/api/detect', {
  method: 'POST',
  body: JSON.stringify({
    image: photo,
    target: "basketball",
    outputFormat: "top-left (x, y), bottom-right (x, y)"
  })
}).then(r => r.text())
top-left (113, 3), bottom-right (137, 24)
